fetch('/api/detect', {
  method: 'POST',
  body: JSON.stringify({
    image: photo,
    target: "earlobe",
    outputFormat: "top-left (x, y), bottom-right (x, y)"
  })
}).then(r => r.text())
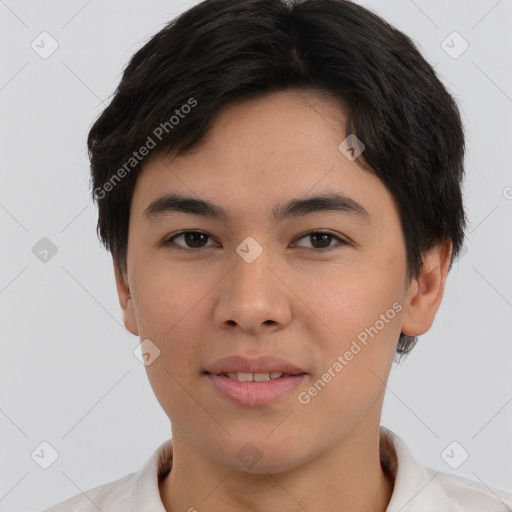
top-left (400, 239), bottom-right (453, 337)
top-left (113, 260), bottom-right (139, 336)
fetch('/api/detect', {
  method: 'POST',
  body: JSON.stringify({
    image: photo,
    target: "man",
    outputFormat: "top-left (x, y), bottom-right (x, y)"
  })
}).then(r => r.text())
top-left (44, 0), bottom-right (512, 510)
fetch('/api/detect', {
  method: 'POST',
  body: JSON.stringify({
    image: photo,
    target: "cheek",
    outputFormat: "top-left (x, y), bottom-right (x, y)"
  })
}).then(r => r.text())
top-left (130, 264), bottom-right (209, 400)
top-left (308, 263), bottom-right (402, 339)
top-left (131, 259), bottom-right (208, 337)
top-left (299, 291), bottom-right (401, 430)
top-left (301, 261), bottom-right (403, 402)
top-left (140, 297), bottom-right (204, 424)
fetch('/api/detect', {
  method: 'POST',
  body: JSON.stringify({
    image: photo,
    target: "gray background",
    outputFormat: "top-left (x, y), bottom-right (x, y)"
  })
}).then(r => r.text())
top-left (0, 0), bottom-right (511, 510)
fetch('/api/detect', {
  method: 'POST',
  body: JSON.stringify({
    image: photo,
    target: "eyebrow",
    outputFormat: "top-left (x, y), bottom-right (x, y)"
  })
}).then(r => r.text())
top-left (142, 192), bottom-right (371, 224)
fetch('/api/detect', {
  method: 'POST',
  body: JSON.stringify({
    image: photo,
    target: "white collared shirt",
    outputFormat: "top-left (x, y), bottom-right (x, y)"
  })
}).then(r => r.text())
top-left (43, 427), bottom-right (512, 511)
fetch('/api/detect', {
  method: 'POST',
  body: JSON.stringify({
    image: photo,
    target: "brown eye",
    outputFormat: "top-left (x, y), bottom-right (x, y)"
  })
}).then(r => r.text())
top-left (165, 231), bottom-right (216, 249)
top-left (294, 231), bottom-right (347, 250)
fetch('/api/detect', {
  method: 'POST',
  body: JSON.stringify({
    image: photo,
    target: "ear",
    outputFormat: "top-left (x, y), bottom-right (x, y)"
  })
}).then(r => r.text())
top-left (113, 259), bottom-right (139, 336)
top-left (400, 239), bottom-right (453, 337)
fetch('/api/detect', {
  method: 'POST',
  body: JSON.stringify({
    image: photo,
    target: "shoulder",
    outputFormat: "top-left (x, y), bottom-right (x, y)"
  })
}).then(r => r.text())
top-left (380, 427), bottom-right (512, 511)
top-left (42, 472), bottom-right (137, 512)
top-left (42, 438), bottom-right (173, 512)
top-left (430, 469), bottom-right (512, 511)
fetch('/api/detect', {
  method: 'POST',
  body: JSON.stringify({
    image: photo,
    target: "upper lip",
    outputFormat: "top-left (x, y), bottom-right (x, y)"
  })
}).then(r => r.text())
top-left (204, 355), bottom-right (307, 375)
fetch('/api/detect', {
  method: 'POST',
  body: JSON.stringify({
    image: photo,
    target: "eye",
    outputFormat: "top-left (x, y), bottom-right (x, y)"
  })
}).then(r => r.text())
top-left (293, 230), bottom-right (347, 250)
top-left (164, 231), bottom-right (217, 249)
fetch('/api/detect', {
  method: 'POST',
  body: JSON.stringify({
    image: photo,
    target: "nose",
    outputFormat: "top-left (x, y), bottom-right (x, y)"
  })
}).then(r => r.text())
top-left (213, 246), bottom-right (293, 335)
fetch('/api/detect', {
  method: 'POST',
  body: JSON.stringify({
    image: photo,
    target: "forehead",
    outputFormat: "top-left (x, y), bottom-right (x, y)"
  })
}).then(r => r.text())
top-left (130, 89), bottom-right (394, 224)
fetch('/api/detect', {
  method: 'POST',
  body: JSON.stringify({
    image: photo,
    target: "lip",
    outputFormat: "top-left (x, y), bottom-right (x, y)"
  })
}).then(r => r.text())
top-left (203, 354), bottom-right (306, 375)
top-left (205, 373), bottom-right (308, 407)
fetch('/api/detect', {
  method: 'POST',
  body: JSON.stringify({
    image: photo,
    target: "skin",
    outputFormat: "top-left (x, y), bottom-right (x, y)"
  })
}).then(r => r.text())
top-left (113, 89), bottom-right (452, 512)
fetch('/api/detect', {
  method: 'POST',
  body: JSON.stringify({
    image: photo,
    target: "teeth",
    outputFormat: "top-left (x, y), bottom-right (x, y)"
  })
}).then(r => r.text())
top-left (224, 371), bottom-right (284, 381)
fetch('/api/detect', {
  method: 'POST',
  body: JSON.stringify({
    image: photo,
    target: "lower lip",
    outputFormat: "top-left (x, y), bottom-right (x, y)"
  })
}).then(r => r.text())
top-left (205, 373), bottom-right (308, 407)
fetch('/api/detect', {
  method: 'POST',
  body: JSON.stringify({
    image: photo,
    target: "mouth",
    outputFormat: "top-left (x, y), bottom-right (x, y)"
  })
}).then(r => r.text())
top-left (202, 354), bottom-right (308, 406)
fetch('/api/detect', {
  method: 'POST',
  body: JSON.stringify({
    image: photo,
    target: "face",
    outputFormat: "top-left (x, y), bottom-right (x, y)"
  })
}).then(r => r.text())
top-left (114, 89), bottom-right (444, 473)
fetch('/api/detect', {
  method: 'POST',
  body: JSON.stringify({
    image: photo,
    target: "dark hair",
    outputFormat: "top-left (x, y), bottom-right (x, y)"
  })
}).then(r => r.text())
top-left (87, 0), bottom-right (466, 359)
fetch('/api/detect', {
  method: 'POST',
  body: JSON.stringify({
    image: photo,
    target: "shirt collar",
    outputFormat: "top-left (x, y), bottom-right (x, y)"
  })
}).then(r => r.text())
top-left (380, 426), bottom-right (448, 511)
top-left (132, 438), bottom-right (173, 512)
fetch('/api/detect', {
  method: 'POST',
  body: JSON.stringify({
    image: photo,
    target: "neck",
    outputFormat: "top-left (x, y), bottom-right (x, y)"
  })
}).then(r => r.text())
top-left (159, 424), bottom-right (394, 512)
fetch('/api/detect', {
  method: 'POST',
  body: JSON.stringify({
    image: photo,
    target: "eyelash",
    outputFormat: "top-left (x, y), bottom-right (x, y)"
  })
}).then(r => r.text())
top-left (162, 230), bottom-right (348, 252)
